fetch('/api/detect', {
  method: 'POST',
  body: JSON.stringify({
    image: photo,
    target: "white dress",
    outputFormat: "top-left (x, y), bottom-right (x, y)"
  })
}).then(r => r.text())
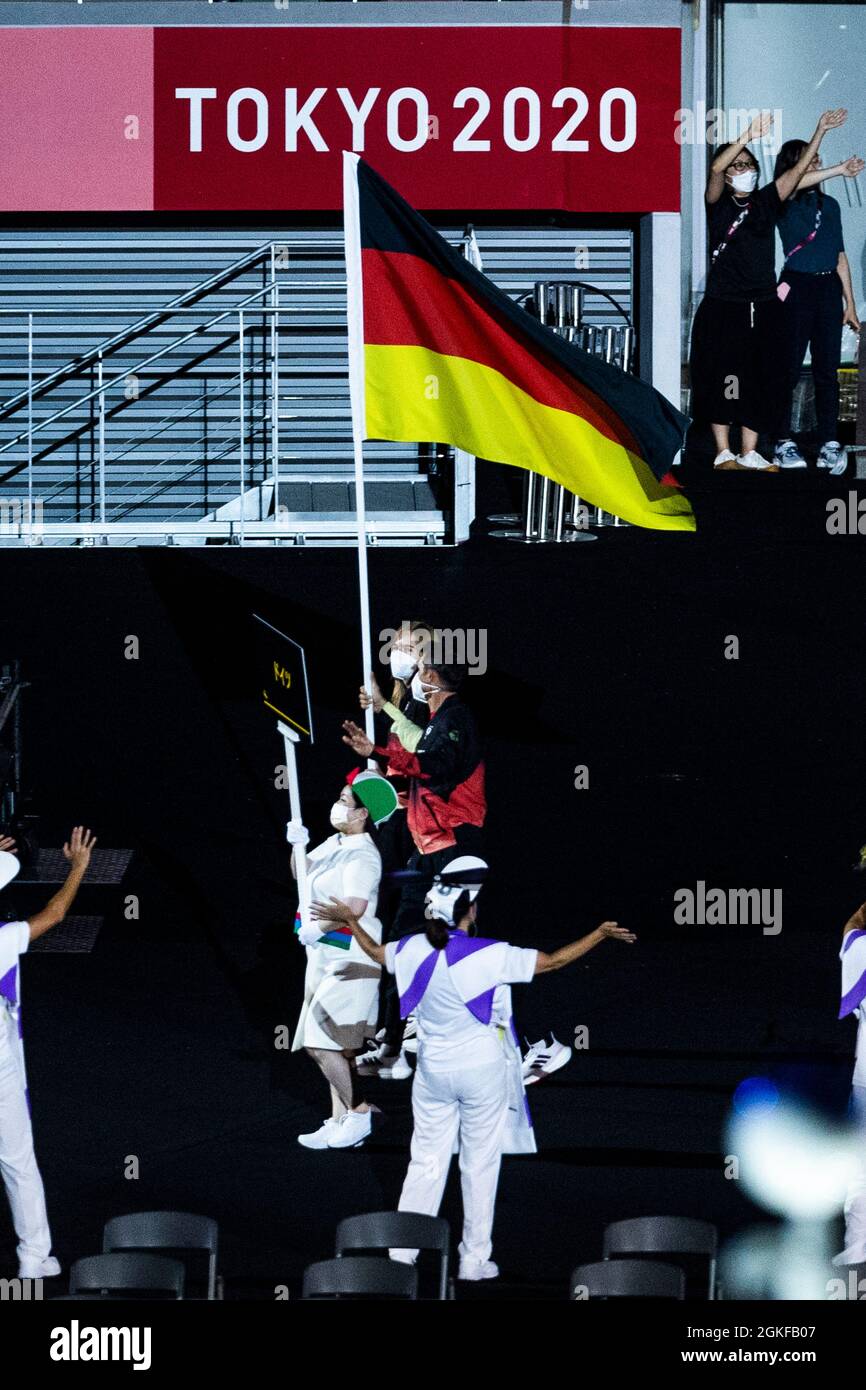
top-left (292, 832), bottom-right (383, 1053)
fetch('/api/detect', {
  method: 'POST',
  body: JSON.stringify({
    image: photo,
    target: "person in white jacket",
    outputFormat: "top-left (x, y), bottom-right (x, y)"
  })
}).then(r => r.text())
top-left (0, 827), bottom-right (96, 1281)
top-left (311, 857), bottom-right (635, 1281)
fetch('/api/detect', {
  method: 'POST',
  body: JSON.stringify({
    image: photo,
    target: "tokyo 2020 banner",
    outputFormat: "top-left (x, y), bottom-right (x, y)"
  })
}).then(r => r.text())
top-left (0, 25), bottom-right (680, 213)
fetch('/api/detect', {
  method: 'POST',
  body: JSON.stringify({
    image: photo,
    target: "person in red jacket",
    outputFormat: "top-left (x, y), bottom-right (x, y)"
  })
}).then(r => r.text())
top-left (343, 657), bottom-right (486, 1066)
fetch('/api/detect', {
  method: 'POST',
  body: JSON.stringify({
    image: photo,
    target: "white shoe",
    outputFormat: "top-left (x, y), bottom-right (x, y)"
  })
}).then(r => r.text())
top-left (773, 438), bottom-right (807, 469)
top-left (737, 450), bottom-right (776, 471)
top-left (326, 1109), bottom-right (372, 1148)
top-left (712, 449), bottom-right (740, 470)
top-left (382, 1050), bottom-right (413, 1081)
top-left (356, 1041), bottom-right (397, 1075)
top-left (297, 1118), bottom-right (340, 1149)
top-left (18, 1255), bottom-right (61, 1280)
top-left (522, 1035), bottom-right (572, 1086)
top-left (459, 1258), bottom-right (499, 1282)
top-left (402, 1015), bottom-right (418, 1055)
top-left (817, 440), bottom-right (847, 476)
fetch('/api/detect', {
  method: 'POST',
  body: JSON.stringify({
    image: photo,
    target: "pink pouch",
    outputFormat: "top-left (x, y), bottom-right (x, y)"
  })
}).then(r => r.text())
top-left (777, 282), bottom-right (791, 302)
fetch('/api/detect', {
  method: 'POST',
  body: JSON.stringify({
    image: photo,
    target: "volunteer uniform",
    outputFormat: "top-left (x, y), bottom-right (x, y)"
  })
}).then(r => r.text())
top-left (0, 910), bottom-right (53, 1271)
top-left (776, 190), bottom-right (847, 452)
top-left (385, 928), bottom-right (537, 1268)
top-left (838, 926), bottom-right (866, 1264)
top-left (292, 832), bottom-right (383, 1054)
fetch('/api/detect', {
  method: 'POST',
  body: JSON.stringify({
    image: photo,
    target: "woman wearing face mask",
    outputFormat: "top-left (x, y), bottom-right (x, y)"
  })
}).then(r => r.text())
top-left (358, 618), bottom-right (431, 772)
top-left (289, 771), bottom-right (398, 1150)
top-left (773, 139), bottom-right (864, 474)
top-left (689, 108), bottom-right (848, 471)
top-left (350, 620), bottom-right (432, 1077)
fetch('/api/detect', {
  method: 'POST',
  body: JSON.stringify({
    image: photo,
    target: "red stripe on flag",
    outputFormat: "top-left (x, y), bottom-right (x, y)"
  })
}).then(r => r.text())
top-left (362, 248), bottom-right (641, 458)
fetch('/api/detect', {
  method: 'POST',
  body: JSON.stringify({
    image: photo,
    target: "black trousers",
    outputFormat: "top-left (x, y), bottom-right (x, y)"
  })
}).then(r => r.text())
top-left (689, 294), bottom-right (785, 434)
top-left (378, 824), bottom-right (485, 1049)
top-left (777, 270), bottom-right (843, 446)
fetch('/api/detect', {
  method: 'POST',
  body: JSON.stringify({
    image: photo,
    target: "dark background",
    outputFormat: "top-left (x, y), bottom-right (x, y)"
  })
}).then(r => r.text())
top-left (1, 472), bottom-right (864, 1297)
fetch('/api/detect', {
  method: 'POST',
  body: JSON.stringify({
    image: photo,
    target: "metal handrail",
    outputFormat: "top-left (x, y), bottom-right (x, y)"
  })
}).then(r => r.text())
top-left (37, 364), bottom-right (260, 510)
top-left (0, 283), bottom-right (278, 457)
top-left (0, 241), bottom-right (287, 419)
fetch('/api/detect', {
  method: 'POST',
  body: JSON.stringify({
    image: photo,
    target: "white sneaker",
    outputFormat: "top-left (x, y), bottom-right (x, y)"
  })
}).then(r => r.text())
top-left (459, 1258), bottom-right (499, 1282)
top-left (773, 438), bottom-right (807, 469)
top-left (522, 1035), bottom-right (573, 1086)
top-left (356, 1041), bottom-right (397, 1075)
top-left (712, 449), bottom-right (740, 470)
top-left (326, 1109), bottom-right (372, 1149)
top-left (297, 1118), bottom-right (340, 1150)
top-left (817, 440), bottom-right (847, 476)
top-left (18, 1255), bottom-right (61, 1280)
top-left (402, 1015), bottom-right (418, 1055)
top-left (737, 450), bottom-right (777, 471)
top-left (382, 1050), bottom-right (413, 1081)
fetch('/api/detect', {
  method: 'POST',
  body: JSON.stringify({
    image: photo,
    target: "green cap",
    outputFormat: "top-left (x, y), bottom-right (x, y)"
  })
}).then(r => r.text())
top-left (349, 769), bottom-right (399, 826)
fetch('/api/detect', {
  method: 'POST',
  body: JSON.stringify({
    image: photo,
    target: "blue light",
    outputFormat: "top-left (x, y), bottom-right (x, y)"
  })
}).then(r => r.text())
top-left (733, 1076), bottom-right (780, 1113)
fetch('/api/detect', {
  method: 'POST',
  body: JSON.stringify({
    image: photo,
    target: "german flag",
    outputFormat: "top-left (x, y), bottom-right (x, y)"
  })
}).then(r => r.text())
top-left (343, 154), bottom-right (694, 533)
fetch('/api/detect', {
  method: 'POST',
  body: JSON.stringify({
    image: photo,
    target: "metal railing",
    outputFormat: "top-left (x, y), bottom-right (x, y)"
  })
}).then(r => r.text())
top-left (490, 281), bottom-right (635, 543)
top-left (0, 242), bottom-right (289, 540)
top-left (0, 237), bottom-right (449, 547)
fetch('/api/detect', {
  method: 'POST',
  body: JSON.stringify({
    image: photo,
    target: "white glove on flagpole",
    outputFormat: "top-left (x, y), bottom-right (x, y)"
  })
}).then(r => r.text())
top-left (297, 922), bottom-right (322, 947)
top-left (286, 822), bottom-right (310, 847)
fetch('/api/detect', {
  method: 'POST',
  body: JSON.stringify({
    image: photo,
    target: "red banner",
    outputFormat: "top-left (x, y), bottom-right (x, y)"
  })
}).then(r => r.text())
top-left (0, 25), bottom-right (681, 213)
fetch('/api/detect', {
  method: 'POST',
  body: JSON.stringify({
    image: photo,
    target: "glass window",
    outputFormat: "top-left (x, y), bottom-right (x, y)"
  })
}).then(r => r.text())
top-left (722, 1), bottom-right (865, 361)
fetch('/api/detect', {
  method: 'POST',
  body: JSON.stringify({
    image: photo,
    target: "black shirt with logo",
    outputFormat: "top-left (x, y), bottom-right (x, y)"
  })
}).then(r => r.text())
top-left (705, 181), bottom-right (784, 303)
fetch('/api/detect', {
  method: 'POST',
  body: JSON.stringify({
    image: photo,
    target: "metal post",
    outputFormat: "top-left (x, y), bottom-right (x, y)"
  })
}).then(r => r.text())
top-left (238, 309), bottom-right (245, 545)
top-left (27, 314), bottom-right (33, 546)
top-left (97, 351), bottom-right (106, 525)
top-left (270, 245), bottom-right (280, 524)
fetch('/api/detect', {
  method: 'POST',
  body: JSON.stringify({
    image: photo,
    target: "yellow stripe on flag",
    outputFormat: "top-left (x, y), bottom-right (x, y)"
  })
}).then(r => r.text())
top-left (364, 344), bottom-right (695, 532)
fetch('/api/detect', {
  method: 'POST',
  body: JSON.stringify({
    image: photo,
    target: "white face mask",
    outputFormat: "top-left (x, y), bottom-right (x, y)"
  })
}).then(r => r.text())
top-left (390, 649), bottom-right (417, 683)
top-left (411, 672), bottom-right (440, 703)
top-left (330, 801), bottom-right (353, 830)
top-left (729, 169), bottom-right (758, 194)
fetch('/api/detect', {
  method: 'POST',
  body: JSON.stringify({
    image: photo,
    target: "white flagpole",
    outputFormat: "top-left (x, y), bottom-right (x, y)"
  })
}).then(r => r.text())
top-left (343, 150), bottom-right (376, 748)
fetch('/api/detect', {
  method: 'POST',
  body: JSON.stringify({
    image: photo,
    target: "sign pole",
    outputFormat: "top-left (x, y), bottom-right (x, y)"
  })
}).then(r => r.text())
top-left (278, 720), bottom-right (309, 932)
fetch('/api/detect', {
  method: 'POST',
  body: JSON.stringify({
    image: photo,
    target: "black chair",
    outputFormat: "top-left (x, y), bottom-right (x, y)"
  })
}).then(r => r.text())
top-left (102, 1211), bottom-right (220, 1299)
top-left (302, 1257), bottom-right (418, 1300)
top-left (603, 1216), bottom-right (718, 1300)
top-left (570, 1259), bottom-right (685, 1301)
top-left (335, 1211), bottom-right (451, 1300)
top-left (70, 1253), bottom-right (185, 1300)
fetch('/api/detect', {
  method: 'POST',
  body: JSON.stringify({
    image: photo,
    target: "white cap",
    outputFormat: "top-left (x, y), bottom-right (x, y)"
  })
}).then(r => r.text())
top-left (0, 850), bottom-right (21, 892)
top-left (424, 856), bottom-right (488, 926)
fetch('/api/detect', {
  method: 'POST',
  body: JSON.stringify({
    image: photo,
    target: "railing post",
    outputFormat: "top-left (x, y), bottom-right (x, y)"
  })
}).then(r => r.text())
top-left (238, 309), bottom-right (245, 546)
top-left (97, 350), bottom-right (106, 526)
top-left (27, 314), bottom-right (33, 546)
top-left (270, 244), bottom-right (280, 524)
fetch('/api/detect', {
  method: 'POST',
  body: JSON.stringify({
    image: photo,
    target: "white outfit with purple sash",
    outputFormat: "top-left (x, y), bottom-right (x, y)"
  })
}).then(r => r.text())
top-left (0, 918), bottom-right (53, 1267)
top-left (384, 930), bottom-right (537, 1266)
top-left (837, 927), bottom-right (866, 1264)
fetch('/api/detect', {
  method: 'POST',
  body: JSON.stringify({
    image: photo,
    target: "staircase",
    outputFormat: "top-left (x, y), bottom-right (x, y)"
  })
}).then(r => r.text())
top-left (0, 224), bottom-right (633, 546)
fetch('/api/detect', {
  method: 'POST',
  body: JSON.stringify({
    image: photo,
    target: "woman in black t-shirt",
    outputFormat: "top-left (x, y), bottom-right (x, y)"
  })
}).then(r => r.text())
top-left (689, 108), bottom-right (848, 471)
